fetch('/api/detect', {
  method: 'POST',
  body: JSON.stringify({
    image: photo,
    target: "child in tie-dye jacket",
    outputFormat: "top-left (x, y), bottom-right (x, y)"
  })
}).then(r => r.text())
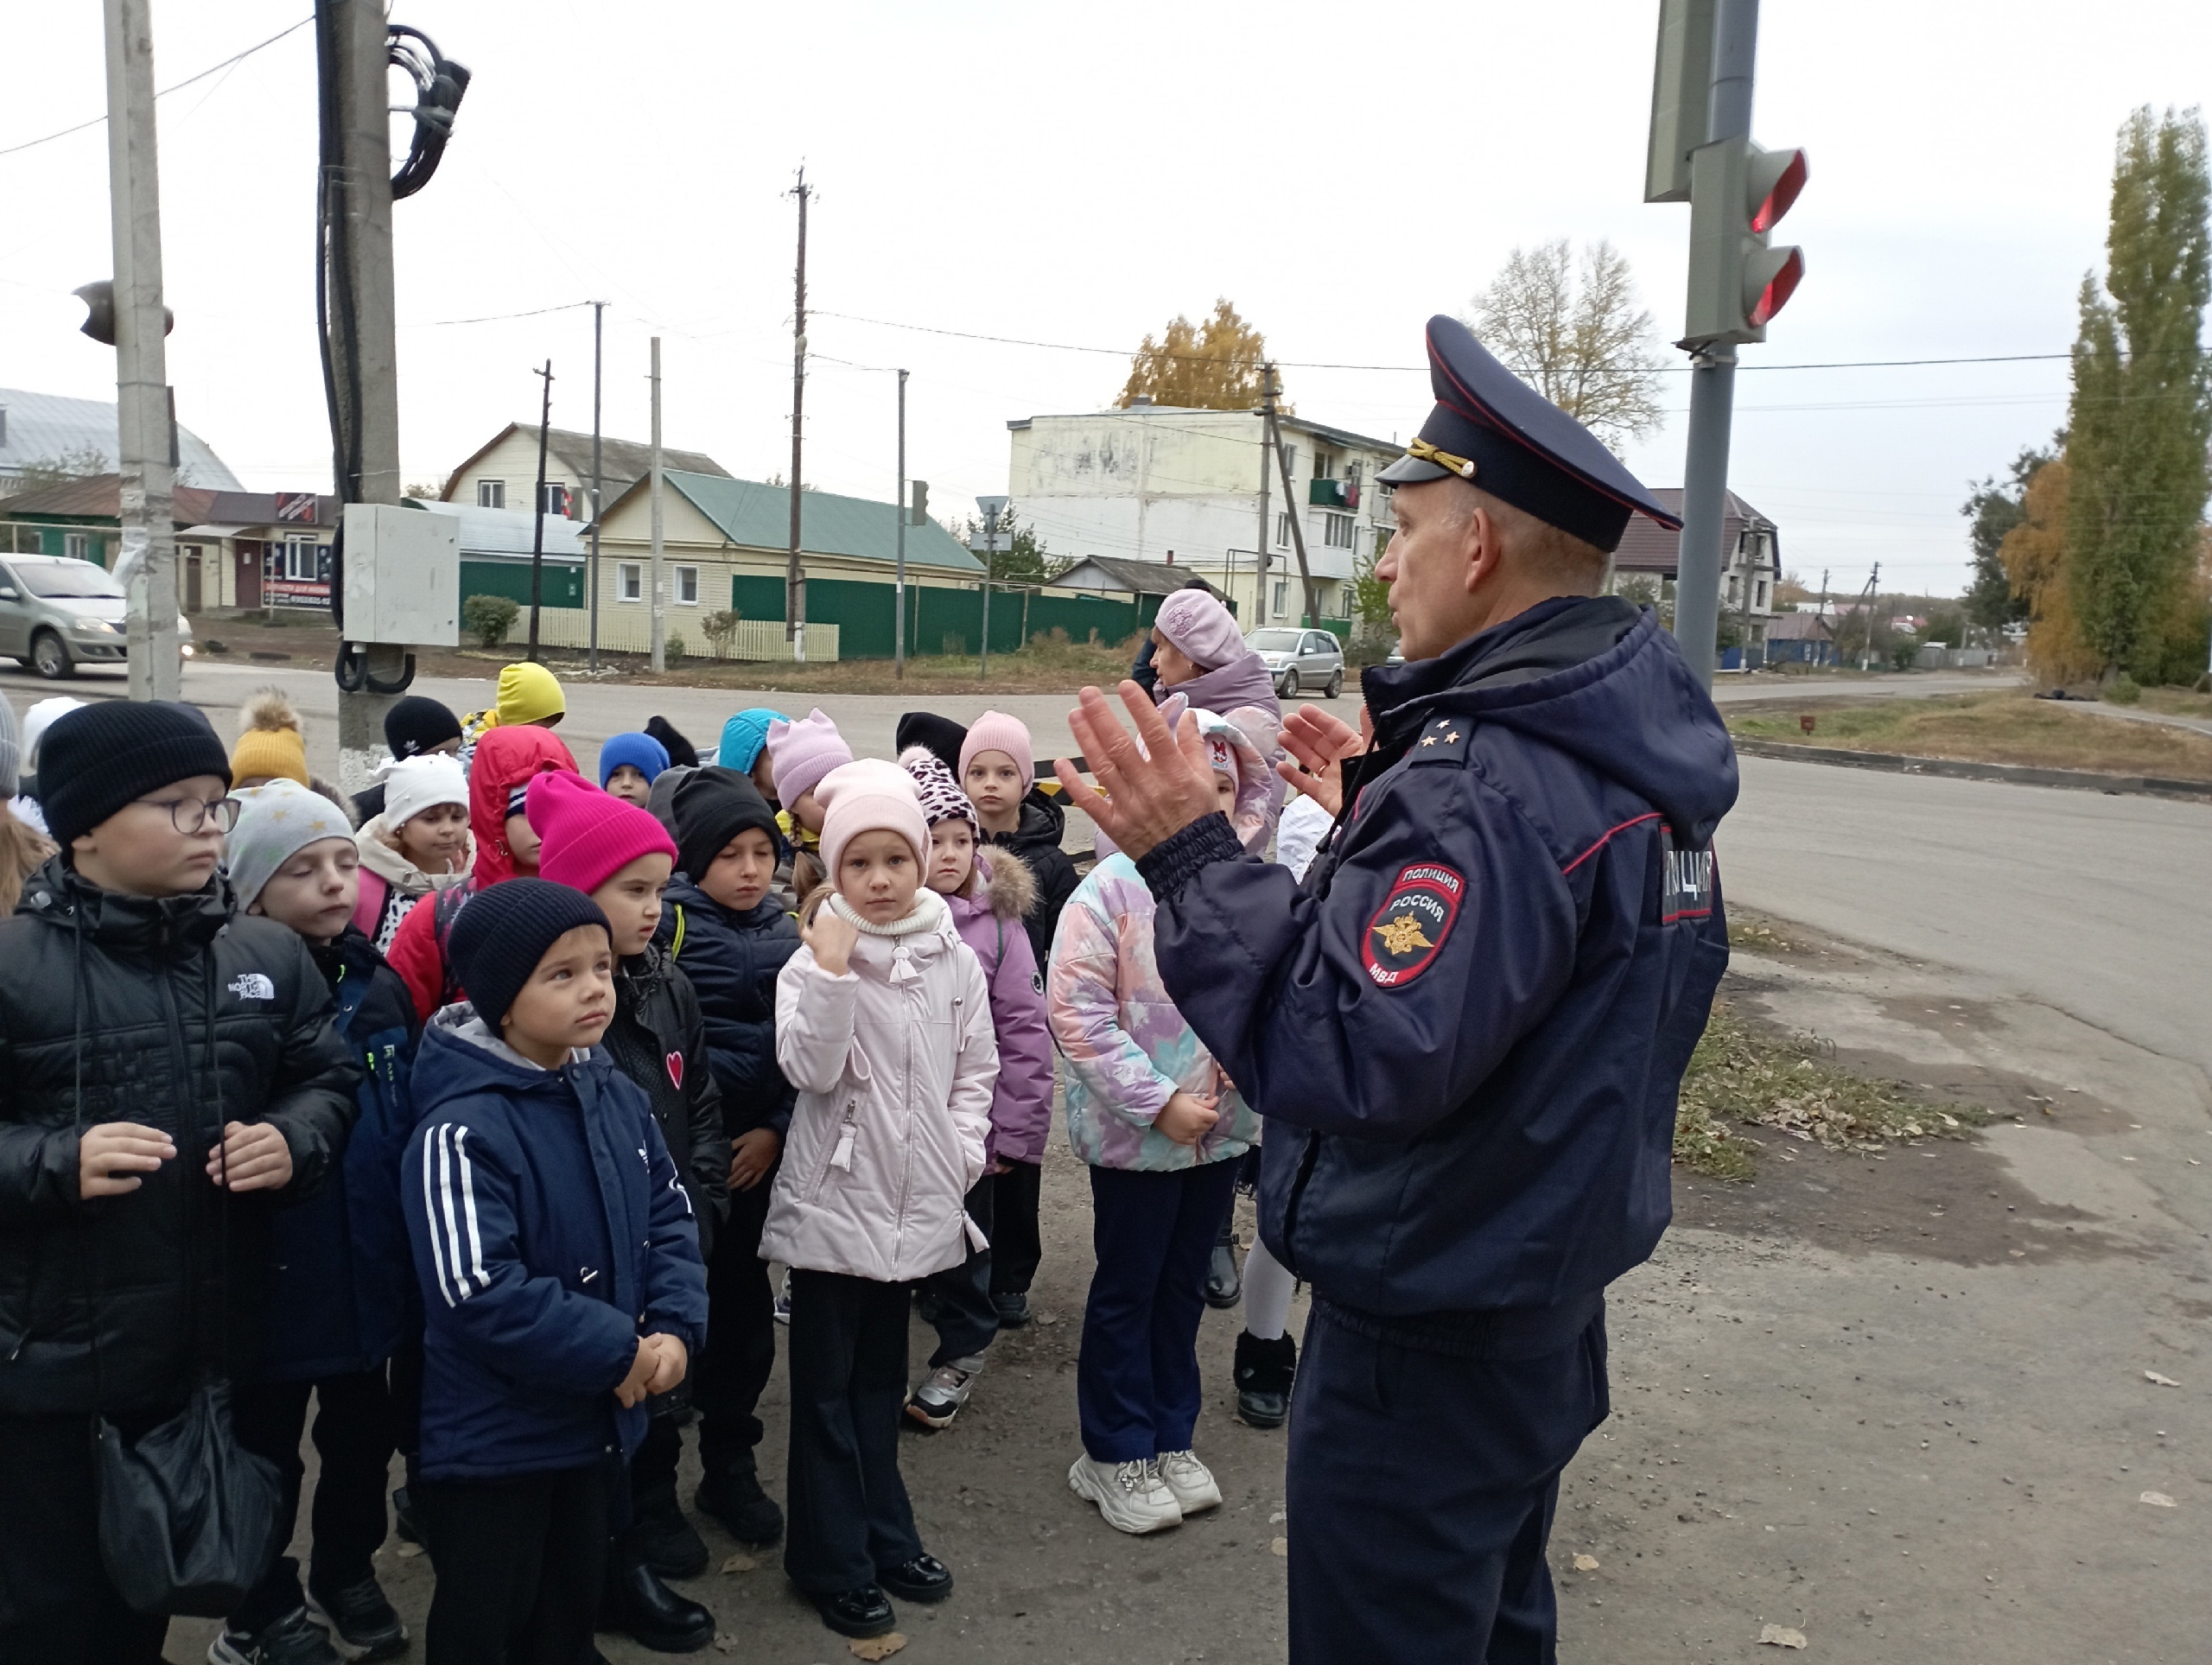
top-left (1046, 706), bottom-right (1274, 1536)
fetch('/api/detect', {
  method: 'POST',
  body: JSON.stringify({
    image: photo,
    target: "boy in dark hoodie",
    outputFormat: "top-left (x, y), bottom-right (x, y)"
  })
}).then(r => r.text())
top-left (529, 771), bottom-right (726, 1651)
top-left (402, 880), bottom-right (708, 1664)
top-left (215, 782), bottom-right (420, 1665)
top-left (658, 766), bottom-right (802, 1544)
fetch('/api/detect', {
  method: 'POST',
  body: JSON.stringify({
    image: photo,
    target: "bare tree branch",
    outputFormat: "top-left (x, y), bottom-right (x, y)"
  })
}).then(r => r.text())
top-left (1468, 239), bottom-right (1667, 454)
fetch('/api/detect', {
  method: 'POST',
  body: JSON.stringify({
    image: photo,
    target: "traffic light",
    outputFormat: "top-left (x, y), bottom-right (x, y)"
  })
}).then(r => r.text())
top-left (1682, 138), bottom-right (1808, 346)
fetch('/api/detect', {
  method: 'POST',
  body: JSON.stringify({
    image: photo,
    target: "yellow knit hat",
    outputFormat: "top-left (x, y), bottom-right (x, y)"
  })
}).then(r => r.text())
top-left (495, 661), bottom-right (565, 728)
top-left (230, 688), bottom-right (310, 787)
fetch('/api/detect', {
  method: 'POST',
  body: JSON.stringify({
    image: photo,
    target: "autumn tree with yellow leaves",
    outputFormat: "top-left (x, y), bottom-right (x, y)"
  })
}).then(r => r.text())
top-left (1118, 300), bottom-right (1275, 411)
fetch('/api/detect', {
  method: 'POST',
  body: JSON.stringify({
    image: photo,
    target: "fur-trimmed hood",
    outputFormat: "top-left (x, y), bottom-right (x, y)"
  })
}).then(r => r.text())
top-left (972, 846), bottom-right (1035, 922)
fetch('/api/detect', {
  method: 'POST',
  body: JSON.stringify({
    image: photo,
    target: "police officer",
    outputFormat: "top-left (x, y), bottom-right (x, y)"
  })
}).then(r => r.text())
top-left (1058, 315), bottom-right (1738, 1662)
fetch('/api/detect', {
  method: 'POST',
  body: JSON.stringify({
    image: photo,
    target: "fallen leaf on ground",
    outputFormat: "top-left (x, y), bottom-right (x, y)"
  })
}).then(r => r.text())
top-left (720, 1553), bottom-right (757, 1573)
top-left (1758, 1624), bottom-right (1809, 1649)
top-left (849, 1633), bottom-right (907, 1660)
top-left (713, 1637), bottom-right (736, 1655)
top-left (1270, 1537), bottom-right (1288, 1556)
top-left (2144, 1370), bottom-right (2180, 1388)
top-left (1573, 1554), bottom-right (1600, 1571)
top-left (2139, 1491), bottom-right (2177, 1508)
top-left (393, 1542), bottom-right (423, 1560)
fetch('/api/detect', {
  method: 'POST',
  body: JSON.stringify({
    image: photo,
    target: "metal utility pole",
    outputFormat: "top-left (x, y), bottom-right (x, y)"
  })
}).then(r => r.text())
top-left (894, 368), bottom-right (908, 681)
top-left (1857, 562), bottom-right (1880, 671)
top-left (320, 0), bottom-right (405, 788)
top-left (1264, 397), bottom-right (1322, 629)
top-left (1669, 0), bottom-right (1758, 690)
top-left (972, 495), bottom-right (1010, 679)
top-left (100, 0), bottom-right (179, 703)
top-left (649, 335), bottom-right (665, 672)
top-left (1255, 370), bottom-right (1276, 625)
top-left (786, 168), bottom-right (810, 661)
top-left (588, 300), bottom-right (603, 674)
top-left (526, 359), bottom-right (551, 660)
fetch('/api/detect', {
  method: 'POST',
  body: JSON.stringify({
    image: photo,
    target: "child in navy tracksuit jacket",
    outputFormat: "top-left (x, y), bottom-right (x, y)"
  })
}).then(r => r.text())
top-left (402, 881), bottom-right (708, 1664)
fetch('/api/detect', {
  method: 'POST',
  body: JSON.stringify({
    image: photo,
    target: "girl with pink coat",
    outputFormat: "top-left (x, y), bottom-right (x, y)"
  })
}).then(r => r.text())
top-left (763, 759), bottom-right (999, 1641)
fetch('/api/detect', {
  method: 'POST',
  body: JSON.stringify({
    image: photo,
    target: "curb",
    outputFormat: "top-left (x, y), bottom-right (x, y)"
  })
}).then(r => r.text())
top-left (1732, 738), bottom-right (2212, 802)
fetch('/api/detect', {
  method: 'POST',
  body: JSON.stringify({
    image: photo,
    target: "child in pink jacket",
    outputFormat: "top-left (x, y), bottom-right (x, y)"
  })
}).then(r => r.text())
top-left (763, 759), bottom-right (999, 1642)
top-left (897, 747), bottom-right (1053, 1430)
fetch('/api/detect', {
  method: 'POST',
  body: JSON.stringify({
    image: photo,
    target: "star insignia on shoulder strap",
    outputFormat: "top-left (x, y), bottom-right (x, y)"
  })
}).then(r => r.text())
top-left (1409, 715), bottom-right (1471, 765)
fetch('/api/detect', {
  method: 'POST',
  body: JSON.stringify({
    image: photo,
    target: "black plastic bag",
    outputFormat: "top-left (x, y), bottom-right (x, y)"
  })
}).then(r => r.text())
top-left (93, 1380), bottom-right (283, 1617)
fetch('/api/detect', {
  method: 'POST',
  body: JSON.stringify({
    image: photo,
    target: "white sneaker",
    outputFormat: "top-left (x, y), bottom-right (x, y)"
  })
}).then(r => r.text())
top-left (906, 1356), bottom-right (985, 1429)
top-left (1068, 1453), bottom-right (1182, 1535)
top-left (1154, 1449), bottom-right (1223, 1514)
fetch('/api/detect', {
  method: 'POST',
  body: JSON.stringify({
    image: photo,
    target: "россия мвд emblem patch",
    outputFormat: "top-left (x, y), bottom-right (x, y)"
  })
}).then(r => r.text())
top-left (1361, 862), bottom-right (1465, 988)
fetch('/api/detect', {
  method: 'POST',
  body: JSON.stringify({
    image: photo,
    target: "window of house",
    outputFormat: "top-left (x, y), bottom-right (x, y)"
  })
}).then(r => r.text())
top-left (1275, 512), bottom-right (1294, 548)
top-left (283, 537), bottom-right (321, 581)
top-left (1345, 460), bottom-right (1363, 486)
top-left (477, 480), bottom-right (505, 509)
top-left (537, 482), bottom-right (568, 516)
top-left (1313, 449), bottom-right (1336, 480)
top-left (1273, 579), bottom-right (1288, 615)
top-left (1323, 512), bottom-right (1354, 549)
top-left (676, 565), bottom-right (699, 605)
top-left (618, 562), bottom-right (642, 602)
top-left (64, 531), bottom-right (90, 562)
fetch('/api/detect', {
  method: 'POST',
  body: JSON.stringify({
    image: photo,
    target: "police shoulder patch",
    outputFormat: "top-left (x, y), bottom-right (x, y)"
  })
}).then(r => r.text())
top-left (1361, 862), bottom-right (1465, 988)
top-left (1408, 715), bottom-right (1471, 765)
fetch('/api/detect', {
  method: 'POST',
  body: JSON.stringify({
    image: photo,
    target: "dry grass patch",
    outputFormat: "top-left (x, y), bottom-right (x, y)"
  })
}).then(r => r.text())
top-left (1728, 690), bottom-right (2212, 780)
top-left (1675, 1003), bottom-right (1989, 1181)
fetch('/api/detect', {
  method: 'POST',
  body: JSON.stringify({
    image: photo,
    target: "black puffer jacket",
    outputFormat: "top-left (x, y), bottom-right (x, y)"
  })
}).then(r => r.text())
top-left (985, 788), bottom-right (1082, 967)
top-left (655, 880), bottom-right (799, 1139)
top-left (0, 859), bottom-right (359, 1417)
top-left (604, 943), bottom-right (731, 1257)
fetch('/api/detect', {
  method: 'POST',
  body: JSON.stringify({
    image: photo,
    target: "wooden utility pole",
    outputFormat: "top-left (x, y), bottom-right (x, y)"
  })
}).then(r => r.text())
top-left (1255, 372), bottom-right (1273, 626)
top-left (786, 168), bottom-right (810, 660)
top-left (100, 0), bottom-right (179, 702)
top-left (650, 336), bottom-right (665, 672)
top-left (588, 300), bottom-right (603, 674)
top-left (526, 360), bottom-right (551, 659)
top-left (1262, 372), bottom-right (1321, 629)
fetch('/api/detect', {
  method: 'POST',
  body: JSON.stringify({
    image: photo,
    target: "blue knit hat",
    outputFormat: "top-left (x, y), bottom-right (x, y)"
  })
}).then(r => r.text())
top-left (597, 731), bottom-right (671, 790)
top-left (715, 708), bottom-right (790, 774)
top-left (447, 878), bottom-right (611, 1027)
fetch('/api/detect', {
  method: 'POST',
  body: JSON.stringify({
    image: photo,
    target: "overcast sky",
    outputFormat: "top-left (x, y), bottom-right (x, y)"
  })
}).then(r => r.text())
top-left (7, 0), bottom-right (2211, 599)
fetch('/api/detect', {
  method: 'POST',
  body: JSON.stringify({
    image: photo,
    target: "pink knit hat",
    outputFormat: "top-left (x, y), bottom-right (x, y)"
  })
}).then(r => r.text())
top-left (957, 710), bottom-right (1034, 794)
top-left (1154, 588), bottom-right (1244, 671)
top-left (817, 759), bottom-right (931, 879)
top-left (528, 770), bottom-right (678, 894)
top-left (765, 708), bottom-right (852, 806)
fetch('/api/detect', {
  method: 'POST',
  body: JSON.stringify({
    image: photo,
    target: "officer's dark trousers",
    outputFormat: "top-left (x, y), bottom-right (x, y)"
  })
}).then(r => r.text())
top-left (696, 1172), bottom-right (779, 1481)
top-left (783, 1268), bottom-right (923, 1595)
top-left (229, 1368), bottom-right (397, 1634)
top-left (416, 1457), bottom-right (615, 1664)
top-left (1078, 1159), bottom-right (1241, 1462)
top-left (1286, 1299), bottom-right (1609, 1665)
top-left (0, 1412), bottom-right (173, 1663)
top-left (924, 1173), bottom-right (998, 1368)
top-left (988, 1157), bottom-right (1044, 1297)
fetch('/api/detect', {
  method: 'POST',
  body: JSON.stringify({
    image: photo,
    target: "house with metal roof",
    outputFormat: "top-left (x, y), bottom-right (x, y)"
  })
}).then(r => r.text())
top-left (0, 386), bottom-right (242, 496)
top-left (1610, 486), bottom-right (1782, 661)
top-left (440, 423), bottom-right (731, 518)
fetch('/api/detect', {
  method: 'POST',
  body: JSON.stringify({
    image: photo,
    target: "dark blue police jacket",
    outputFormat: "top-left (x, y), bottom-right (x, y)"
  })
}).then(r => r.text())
top-left (401, 1010), bottom-right (709, 1481)
top-left (261, 927), bottom-right (419, 1382)
top-left (1142, 597), bottom-right (1737, 1336)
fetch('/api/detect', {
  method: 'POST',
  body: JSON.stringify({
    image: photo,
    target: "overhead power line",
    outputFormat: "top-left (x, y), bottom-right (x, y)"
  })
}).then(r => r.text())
top-left (0, 15), bottom-right (312, 159)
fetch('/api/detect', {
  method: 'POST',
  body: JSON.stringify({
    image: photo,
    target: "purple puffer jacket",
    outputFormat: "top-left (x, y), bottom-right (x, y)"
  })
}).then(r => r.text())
top-left (944, 851), bottom-right (1054, 1165)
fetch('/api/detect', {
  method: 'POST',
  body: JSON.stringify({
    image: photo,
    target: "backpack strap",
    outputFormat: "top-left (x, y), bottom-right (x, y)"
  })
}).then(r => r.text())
top-left (668, 902), bottom-right (688, 959)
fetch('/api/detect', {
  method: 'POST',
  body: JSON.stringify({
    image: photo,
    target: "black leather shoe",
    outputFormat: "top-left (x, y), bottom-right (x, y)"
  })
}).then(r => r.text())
top-left (598, 1559), bottom-right (716, 1653)
top-left (877, 1554), bottom-right (953, 1604)
top-left (632, 1501), bottom-right (710, 1579)
top-left (1204, 1241), bottom-right (1243, 1309)
top-left (696, 1463), bottom-right (785, 1544)
top-left (1233, 1330), bottom-right (1298, 1429)
top-left (810, 1584), bottom-right (895, 1638)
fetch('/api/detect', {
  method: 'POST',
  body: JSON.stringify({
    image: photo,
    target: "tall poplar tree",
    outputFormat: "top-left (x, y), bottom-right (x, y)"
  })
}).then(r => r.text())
top-left (2064, 106), bottom-right (2212, 681)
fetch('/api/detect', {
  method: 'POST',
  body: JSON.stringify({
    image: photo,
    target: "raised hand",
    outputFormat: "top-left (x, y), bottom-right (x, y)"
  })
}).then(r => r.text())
top-left (801, 903), bottom-right (859, 976)
top-left (1276, 704), bottom-right (1371, 818)
top-left (1053, 682), bottom-right (1220, 862)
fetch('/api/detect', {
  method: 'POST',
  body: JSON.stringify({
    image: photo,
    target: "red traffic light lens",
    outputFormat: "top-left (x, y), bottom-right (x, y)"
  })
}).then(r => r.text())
top-left (1751, 149), bottom-right (1808, 234)
top-left (1748, 247), bottom-right (1805, 327)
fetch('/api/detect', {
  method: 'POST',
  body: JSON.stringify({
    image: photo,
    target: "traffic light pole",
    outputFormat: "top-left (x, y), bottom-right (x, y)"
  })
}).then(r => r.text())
top-left (100, 0), bottom-right (181, 703)
top-left (1669, 0), bottom-right (1758, 688)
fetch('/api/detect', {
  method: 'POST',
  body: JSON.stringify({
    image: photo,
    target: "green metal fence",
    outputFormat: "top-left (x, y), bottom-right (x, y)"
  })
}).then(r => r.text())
top-left (460, 558), bottom-right (584, 610)
top-left (727, 575), bottom-right (1190, 661)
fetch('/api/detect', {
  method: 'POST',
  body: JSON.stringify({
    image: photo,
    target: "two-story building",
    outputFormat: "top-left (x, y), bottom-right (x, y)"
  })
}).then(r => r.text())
top-left (1005, 402), bottom-right (1402, 631)
top-left (1611, 486), bottom-right (1783, 666)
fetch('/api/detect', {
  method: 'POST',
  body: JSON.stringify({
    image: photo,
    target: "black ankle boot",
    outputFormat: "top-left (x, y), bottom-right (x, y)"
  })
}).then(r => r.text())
top-left (599, 1558), bottom-right (716, 1653)
top-left (1234, 1330), bottom-right (1298, 1428)
top-left (696, 1461), bottom-right (785, 1544)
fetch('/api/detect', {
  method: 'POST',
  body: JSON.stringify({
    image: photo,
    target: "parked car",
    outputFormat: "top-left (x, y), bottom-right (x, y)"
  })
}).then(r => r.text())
top-left (1243, 626), bottom-right (1344, 700)
top-left (0, 555), bottom-right (195, 679)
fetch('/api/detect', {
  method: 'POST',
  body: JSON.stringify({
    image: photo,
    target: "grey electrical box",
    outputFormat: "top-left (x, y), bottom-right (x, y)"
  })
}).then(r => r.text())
top-left (340, 504), bottom-right (459, 646)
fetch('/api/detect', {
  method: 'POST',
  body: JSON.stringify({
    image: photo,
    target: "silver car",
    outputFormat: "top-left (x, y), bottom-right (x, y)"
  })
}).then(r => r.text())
top-left (0, 555), bottom-right (194, 679)
top-left (1244, 626), bottom-right (1345, 700)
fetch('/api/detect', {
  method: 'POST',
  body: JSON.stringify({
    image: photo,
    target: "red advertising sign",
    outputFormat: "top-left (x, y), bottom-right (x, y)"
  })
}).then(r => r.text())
top-left (274, 492), bottom-right (319, 523)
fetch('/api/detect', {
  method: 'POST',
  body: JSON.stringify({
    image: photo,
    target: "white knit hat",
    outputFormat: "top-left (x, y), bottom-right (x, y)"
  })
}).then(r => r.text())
top-left (379, 752), bottom-right (468, 830)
